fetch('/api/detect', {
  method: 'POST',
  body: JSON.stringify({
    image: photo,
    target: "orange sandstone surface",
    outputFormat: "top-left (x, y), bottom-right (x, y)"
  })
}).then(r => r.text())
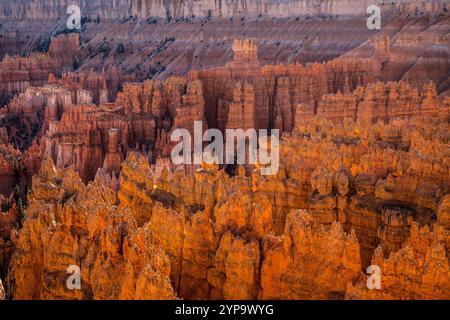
top-left (5, 103), bottom-right (450, 299)
top-left (0, 1), bottom-right (449, 301)
top-left (1, 46), bottom-right (449, 301)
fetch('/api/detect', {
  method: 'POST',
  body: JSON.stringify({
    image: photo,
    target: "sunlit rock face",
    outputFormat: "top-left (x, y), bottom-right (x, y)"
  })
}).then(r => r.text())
top-left (0, 0), bottom-right (449, 300)
top-left (7, 106), bottom-right (450, 299)
top-left (8, 159), bottom-right (177, 300)
top-left (346, 223), bottom-right (450, 300)
top-left (0, 278), bottom-right (5, 299)
top-left (4, 39), bottom-right (377, 185)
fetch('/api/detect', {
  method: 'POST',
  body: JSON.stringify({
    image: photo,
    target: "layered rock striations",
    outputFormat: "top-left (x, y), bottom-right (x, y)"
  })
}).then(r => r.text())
top-left (343, 14), bottom-right (450, 95)
top-left (39, 39), bottom-right (449, 188)
top-left (50, 67), bottom-right (136, 105)
top-left (0, 1), bottom-right (449, 300)
top-left (315, 81), bottom-right (448, 125)
top-left (33, 39), bottom-right (383, 185)
top-left (0, 33), bottom-right (80, 106)
top-left (191, 39), bottom-right (377, 131)
top-left (43, 77), bottom-right (205, 182)
top-left (1, 0), bottom-right (448, 20)
top-left (0, 67), bottom-right (133, 150)
top-left (1, 1), bottom-right (448, 91)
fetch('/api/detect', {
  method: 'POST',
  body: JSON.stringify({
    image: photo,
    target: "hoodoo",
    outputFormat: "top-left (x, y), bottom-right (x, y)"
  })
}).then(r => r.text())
top-left (0, 0), bottom-right (449, 303)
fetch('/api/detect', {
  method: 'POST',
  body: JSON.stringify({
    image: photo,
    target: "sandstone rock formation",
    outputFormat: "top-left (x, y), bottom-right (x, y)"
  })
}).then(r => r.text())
top-left (0, 194), bottom-right (20, 241)
top-left (42, 77), bottom-right (205, 182)
top-left (0, 144), bottom-right (19, 196)
top-left (346, 223), bottom-right (450, 299)
top-left (343, 15), bottom-right (450, 95)
top-left (315, 81), bottom-right (447, 125)
top-left (0, 33), bottom-right (80, 106)
top-left (1, 0), bottom-right (448, 20)
top-left (9, 159), bottom-right (177, 300)
top-left (0, 193), bottom-right (19, 293)
top-left (50, 67), bottom-right (135, 104)
top-left (0, 67), bottom-right (133, 150)
top-left (0, 278), bottom-right (5, 300)
top-left (9, 103), bottom-right (450, 300)
top-left (1, 0), bottom-right (449, 301)
top-left (3, 1), bottom-right (447, 91)
top-left (192, 39), bottom-right (377, 132)
top-left (260, 210), bottom-right (361, 300)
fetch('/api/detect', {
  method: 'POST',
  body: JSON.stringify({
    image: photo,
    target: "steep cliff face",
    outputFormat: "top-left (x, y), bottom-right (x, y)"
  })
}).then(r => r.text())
top-left (343, 14), bottom-right (450, 95)
top-left (2, 1), bottom-right (448, 90)
top-left (1, 0), bottom-right (448, 20)
top-left (1, 0), bottom-right (449, 300)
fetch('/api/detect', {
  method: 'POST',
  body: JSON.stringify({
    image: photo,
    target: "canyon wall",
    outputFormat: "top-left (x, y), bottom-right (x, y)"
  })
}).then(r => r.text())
top-left (191, 39), bottom-right (377, 131)
top-left (0, 66), bottom-right (133, 150)
top-left (1, 1), bottom-right (448, 94)
top-left (36, 39), bottom-right (379, 183)
top-left (0, 1), bottom-right (448, 301)
top-left (13, 39), bottom-right (448, 187)
top-left (343, 16), bottom-right (450, 95)
top-left (1, 0), bottom-right (449, 20)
